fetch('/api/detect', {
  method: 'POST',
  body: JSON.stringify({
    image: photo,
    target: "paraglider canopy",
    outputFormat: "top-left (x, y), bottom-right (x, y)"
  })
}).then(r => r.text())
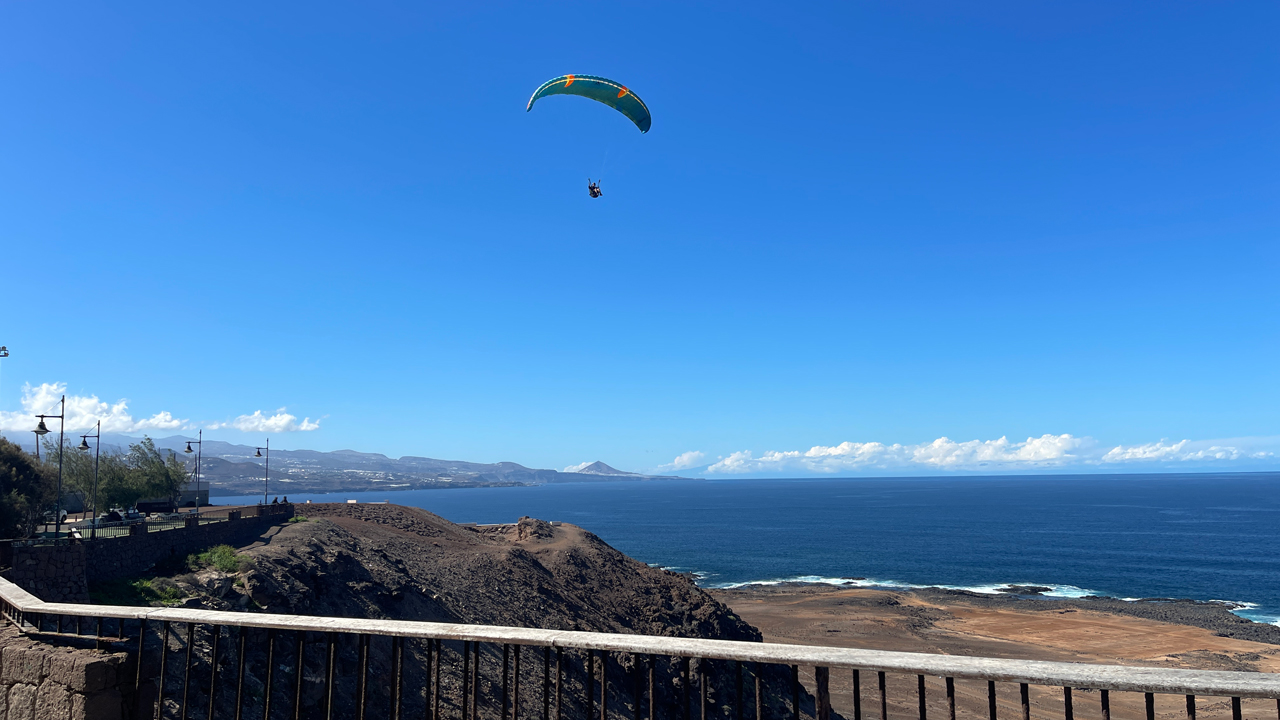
top-left (527, 74), bottom-right (651, 134)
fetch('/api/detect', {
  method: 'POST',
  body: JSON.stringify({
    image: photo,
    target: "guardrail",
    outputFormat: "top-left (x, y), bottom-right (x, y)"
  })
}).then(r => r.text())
top-left (13, 504), bottom-right (290, 544)
top-left (2, 576), bottom-right (1278, 720)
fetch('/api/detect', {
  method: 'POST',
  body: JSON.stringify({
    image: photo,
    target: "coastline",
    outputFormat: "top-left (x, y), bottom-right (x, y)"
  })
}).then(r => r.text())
top-left (218, 477), bottom-right (1280, 628)
top-left (713, 583), bottom-right (1280, 720)
top-left (699, 576), bottom-right (1280, 636)
top-left (712, 582), bottom-right (1280, 663)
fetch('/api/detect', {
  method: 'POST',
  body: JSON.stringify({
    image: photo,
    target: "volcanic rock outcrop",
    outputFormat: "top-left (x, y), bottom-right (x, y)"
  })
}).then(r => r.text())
top-left (145, 504), bottom-right (822, 720)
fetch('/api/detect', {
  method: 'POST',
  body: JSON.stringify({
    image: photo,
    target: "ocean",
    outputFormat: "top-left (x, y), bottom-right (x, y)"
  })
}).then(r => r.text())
top-left (219, 472), bottom-right (1280, 625)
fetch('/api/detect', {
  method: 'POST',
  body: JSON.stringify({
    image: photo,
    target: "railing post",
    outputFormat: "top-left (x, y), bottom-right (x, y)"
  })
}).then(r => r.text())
top-left (587, 650), bottom-right (595, 720)
top-left (135, 619), bottom-right (148, 716)
top-left (463, 641), bottom-right (471, 720)
top-left (648, 654), bottom-right (655, 720)
top-left (736, 661), bottom-right (744, 720)
top-left (946, 678), bottom-right (955, 720)
top-left (502, 644), bottom-right (510, 720)
top-left (755, 665), bottom-right (762, 720)
top-left (1185, 695), bottom-right (1195, 720)
top-left (325, 632), bottom-right (337, 720)
top-left (294, 632), bottom-right (305, 720)
top-left (1020, 683), bottom-right (1029, 720)
top-left (699, 660), bottom-right (707, 720)
top-left (155, 621), bottom-right (170, 720)
top-left (543, 646), bottom-right (550, 720)
top-left (181, 623), bottom-right (195, 720)
top-left (918, 675), bottom-right (927, 720)
top-left (208, 625), bottom-right (222, 720)
top-left (471, 641), bottom-right (479, 720)
top-left (1100, 689), bottom-right (1110, 720)
top-left (1232, 697), bottom-right (1242, 720)
top-left (556, 648), bottom-right (563, 720)
top-left (634, 654), bottom-right (645, 720)
top-left (682, 657), bottom-right (691, 720)
top-left (1064, 687), bottom-right (1073, 720)
top-left (357, 634), bottom-right (370, 720)
top-left (264, 629), bottom-right (277, 720)
top-left (988, 680), bottom-right (997, 720)
top-left (514, 643), bottom-right (521, 720)
top-left (235, 627), bottom-right (248, 720)
top-left (816, 666), bottom-right (831, 720)
top-left (881, 672), bottom-right (889, 720)
top-left (792, 665), bottom-right (801, 720)
top-left (853, 670), bottom-right (862, 720)
top-left (1146, 693), bottom-right (1155, 720)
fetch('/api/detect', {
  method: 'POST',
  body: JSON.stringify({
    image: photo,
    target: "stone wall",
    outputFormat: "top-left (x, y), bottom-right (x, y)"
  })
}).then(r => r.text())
top-left (0, 625), bottom-right (129, 720)
top-left (6, 504), bottom-right (292, 603)
top-left (6, 545), bottom-right (88, 604)
top-left (81, 504), bottom-right (293, 583)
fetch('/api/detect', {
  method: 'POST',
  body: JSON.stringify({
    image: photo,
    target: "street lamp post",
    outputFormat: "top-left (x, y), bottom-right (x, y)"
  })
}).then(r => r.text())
top-left (253, 439), bottom-right (269, 505)
top-left (77, 421), bottom-right (101, 539)
top-left (183, 430), bottom-right (203, 515)
top-left (33, 395), bottom-right (66, 537)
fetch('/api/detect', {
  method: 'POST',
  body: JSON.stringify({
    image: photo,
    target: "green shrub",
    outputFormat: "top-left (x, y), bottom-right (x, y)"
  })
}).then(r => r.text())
top-left (288, 515), bottom-right (309, 523)
top-left (186, 544), bottom-right (251, 573)
top-left (89, 577), bottom-right (185, 606)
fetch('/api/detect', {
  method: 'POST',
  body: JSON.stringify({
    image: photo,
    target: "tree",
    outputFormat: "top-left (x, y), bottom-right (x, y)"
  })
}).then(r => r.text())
top-left (96, 451), bottom-right (144, 510)
top-left (0, 437), bottom-right (57, 538)
top-left (126, 437), bottom-right (189, 509)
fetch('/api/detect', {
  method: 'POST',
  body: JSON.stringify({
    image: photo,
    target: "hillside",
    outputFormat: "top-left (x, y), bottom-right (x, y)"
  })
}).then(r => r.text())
top-left (134, 503), bottom-right (821, 720)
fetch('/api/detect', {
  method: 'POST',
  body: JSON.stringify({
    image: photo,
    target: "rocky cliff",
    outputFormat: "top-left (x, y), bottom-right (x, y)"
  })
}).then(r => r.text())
top-left (143, 504), bottom-right (816, 720)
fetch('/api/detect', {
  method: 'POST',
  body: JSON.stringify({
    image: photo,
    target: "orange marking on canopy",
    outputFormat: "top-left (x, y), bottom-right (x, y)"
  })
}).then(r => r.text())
top-left (617, 86), bottom-right (628, 99)
top-left (564, 75), bottom-right (575, 88)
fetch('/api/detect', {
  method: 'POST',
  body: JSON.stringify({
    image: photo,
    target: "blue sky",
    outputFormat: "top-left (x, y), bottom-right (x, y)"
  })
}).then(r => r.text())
top-left (1, 2), bottom-right (1276, 476)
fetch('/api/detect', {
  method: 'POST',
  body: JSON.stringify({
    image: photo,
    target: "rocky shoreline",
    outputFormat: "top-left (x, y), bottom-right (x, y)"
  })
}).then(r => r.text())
top-left (717, 581), bottom-right (1280, 646)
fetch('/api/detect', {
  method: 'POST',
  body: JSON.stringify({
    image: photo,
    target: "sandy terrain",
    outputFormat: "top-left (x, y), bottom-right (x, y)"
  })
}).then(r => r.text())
top-left (713, 585), bottom-right (1280, 720)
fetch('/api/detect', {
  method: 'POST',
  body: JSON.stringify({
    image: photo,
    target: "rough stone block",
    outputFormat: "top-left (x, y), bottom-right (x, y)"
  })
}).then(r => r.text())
top-left (34, 678), bottom-right (70, 720)
top-left (2, 647), bottom-right (44, 685)
top-left (9, 682), bottom-right (37, 720)
top-left (72, 689), bottom-right (122, 720)
top-left (44, 653), bottom-right (74, 688)
top-left (80, 657), bottom-right (118, 694)
top-left (43, 653), bottom-right (115, 694)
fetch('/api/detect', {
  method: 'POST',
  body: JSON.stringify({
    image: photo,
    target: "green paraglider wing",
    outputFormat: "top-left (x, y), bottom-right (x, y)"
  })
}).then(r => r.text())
top-left (526, 75), bottom-right (651, 134)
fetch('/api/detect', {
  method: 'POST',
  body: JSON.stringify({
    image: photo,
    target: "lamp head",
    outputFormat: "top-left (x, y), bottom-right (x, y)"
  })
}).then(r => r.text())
top-left (78, 437), bottom-right (90, 451)
top-left (184, 442), bottom-right (194, 454)
top-left (34, 419), bottom-right (49, 436)
top-left (254, 448), bottom-right (263, 458)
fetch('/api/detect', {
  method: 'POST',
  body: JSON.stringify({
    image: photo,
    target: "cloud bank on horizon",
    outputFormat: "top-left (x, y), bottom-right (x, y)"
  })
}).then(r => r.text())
top-left (660, 434), bottom-right (1278, 477)
top-left (0, 382), bottom-right (320, 435)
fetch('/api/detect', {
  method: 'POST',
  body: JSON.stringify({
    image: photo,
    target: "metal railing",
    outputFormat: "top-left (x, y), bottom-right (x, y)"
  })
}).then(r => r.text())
top-left (2, 576), bottom-right (1278, 720)
top-left (14, 503), bottom-right (292, 544)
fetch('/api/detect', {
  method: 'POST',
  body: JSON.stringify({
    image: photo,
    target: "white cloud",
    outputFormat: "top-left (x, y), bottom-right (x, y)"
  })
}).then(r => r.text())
top-left (1100, 439), bottom-right (1189, 462)
top-left (705, 433), bottom-right (1278, 475)
top-left (656, 451), bottom-right (706, 472)
top-left (209, 408), bottom-right (321, 433)
top-left (562, 461), bottom-right (592, 473)
top-left (1099, 439), bottom-right (1274, 464)
top-left (0, 382), bottom-right (186, 433)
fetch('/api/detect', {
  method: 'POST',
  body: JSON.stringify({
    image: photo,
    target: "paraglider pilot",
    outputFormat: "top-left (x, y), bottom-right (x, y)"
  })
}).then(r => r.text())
top-left (587, 179), bottom-right (602, 198)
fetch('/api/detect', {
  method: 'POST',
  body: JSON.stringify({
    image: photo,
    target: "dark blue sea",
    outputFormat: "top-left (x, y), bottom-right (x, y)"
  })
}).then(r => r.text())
top-left (220, 473), bottom-right (1280, 625)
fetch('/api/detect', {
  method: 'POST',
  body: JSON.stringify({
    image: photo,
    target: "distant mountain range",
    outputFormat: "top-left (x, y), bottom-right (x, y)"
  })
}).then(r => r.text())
top-left (4, 433), bottom-right (683, 496)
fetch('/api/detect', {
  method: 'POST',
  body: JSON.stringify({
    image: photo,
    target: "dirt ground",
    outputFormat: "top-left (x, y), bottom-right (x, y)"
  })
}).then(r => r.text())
top-left (712, 585), bottom-right (1280, 720)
